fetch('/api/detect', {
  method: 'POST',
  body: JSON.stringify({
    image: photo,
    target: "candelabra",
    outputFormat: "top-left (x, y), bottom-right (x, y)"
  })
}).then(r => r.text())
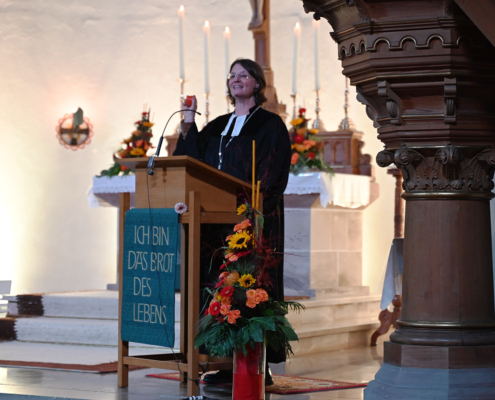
top-left (338, 77), bottom-right (354, 131)
top-left (179, 79), bottom-right (185, 116)
top-left (291, 94), bottom-right (297, 120)
top-left (312, 89), bottom-right (325, 130)
top-left (174, 79), bottom-right (186, 135)
top-left (204, 93), bottom-right (210, 127)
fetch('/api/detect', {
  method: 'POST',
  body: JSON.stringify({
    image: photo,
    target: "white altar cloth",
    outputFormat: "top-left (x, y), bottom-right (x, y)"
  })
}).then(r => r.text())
top-left (87, 176), bottom-right (136, 208)
top-left (88, 172), bottom-right (370, 209)
top-left (285, 172), bottom-right (370, 208)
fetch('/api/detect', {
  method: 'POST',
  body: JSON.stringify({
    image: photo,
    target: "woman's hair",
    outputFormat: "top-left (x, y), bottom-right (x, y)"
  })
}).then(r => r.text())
top-left (226, 58), bottom-right (267, 106)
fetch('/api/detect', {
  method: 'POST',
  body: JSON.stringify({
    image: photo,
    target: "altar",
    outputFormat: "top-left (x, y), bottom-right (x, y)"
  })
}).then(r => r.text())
top-left (88, 171), bottom-right (377, 298)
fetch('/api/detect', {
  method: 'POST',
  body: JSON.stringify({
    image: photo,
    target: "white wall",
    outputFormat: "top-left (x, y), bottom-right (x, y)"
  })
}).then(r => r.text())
top-left (0, 0), bottom-right (393, 295)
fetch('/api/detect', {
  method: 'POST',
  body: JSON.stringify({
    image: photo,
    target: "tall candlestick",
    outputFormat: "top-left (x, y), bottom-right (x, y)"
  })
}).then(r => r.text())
top-left (313, 19), bottom-right (320, 91)
top-left (223, 26), bottom-right (231, 79)
top-left (203, 20), bottom-right (210, 95)
top-left (224, 26), bottom-right (231, 113)
top-left (178, 6), bottom-right (185, 80)
top-left (252, 141), bottom-right (256, 211)
top-left (292, 22), bottom-right (301, 96)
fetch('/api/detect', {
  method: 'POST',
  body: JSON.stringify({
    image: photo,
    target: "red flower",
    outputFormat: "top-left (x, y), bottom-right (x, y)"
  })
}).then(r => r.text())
top-left (209, 301), bottom-right (221, 316)
top-left (220, 286), bottom-right (234, 298)
top-left (294, 135), bottom-right (304, 144)
top-left (306, 151), bottom-right (315, 160)
top-left (215, 280), bottom-right (225, 288)
top-left (298, 108), bottom-right (306, 115)
top-left (204, 308), bottom-right (210, 316)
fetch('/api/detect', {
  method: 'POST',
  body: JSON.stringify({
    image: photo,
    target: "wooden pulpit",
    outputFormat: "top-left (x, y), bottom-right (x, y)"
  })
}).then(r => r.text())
top-left (116, 155), bottom-right (250, 396)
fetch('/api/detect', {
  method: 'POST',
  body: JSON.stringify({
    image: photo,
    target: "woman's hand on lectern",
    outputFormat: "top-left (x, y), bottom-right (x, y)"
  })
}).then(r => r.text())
top-left (183, 95), bottom-right (197, 123)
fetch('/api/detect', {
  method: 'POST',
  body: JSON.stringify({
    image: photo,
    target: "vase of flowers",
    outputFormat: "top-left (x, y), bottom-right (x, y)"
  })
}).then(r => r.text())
top-left (98, 110), bottom-right (154, 177)
top-left (289, 108), bottom-right (333, 175)
top-left (233, 341), bottom-right (265, 400)
top-left (194, 199), bottom-right (304, 400)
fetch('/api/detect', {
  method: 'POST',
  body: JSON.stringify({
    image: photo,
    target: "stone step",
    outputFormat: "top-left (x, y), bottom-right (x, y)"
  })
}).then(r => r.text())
top-left (13, 317), bottom-right (180, 349)
top-left (9, 291), bottom-right (181, 322)
top-left (288, 295), bottom-right (382, 327)
top-left (315, 285), bottom-right (371, 299)
top-left (290, 316), bottom-right (385, 357)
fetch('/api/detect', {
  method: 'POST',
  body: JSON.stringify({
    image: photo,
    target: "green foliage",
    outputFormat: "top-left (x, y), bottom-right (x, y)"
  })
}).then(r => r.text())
top-left (194, 300), bottom-right (305, 358)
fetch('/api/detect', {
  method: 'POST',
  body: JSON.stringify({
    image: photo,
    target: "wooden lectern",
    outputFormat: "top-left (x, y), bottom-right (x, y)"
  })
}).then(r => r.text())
top-left (117, 156), bottom-right (250, 396)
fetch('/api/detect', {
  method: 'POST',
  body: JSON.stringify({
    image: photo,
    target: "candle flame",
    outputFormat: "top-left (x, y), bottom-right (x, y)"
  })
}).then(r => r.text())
top-left (225, 26), bottom-right (230, 33)
top-left (205, 20), bottom-right (210, 28)
top-left (295, 22), bottom-right (300, 29)
top-left (179, 5), bottom-right (184, 11)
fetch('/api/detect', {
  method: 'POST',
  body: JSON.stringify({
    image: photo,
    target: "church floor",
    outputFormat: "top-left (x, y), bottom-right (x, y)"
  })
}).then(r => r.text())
top-left (0, 344), bottom-right (383, 400)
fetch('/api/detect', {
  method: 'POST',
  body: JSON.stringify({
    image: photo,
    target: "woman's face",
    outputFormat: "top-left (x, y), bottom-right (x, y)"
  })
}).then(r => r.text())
top-left (229, 63), bottom-right (258, 102)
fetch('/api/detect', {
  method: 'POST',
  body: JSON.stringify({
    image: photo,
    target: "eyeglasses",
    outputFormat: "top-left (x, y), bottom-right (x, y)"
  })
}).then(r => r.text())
top-left (227, 73), bottom-right (251, 80)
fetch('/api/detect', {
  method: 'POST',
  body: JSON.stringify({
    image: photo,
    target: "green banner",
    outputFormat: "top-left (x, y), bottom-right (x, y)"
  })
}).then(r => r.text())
top-left (121, 208), bottom-right (179, 348)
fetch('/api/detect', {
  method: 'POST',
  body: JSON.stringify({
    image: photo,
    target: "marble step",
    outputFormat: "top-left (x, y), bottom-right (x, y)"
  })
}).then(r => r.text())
top-left (14, 316), bottom-right (180, 349)
top-left (9, 291), bottom-right (181, 322)
top-left (290, 316), bottom-right (384, 356)
top-left (288, 295), bottom-right (382, 328)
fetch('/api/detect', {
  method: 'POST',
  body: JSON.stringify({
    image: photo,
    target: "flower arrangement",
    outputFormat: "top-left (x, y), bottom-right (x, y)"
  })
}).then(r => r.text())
top-left (194, 201), bottom-right (305, 358)
top-left (289, 108), bottom-right (333, 175)
top-left (98, 111), bottom-right (155, 177)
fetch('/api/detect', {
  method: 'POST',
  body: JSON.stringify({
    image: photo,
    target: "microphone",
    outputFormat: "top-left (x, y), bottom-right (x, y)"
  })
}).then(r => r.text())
top-left (148, 109), bottom-right (202, 175)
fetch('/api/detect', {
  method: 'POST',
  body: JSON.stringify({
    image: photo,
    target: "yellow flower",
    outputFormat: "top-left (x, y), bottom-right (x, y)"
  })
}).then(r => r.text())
top-left (238, 274), bottom-right (256, 288)
top-left (309, 128), bottom-right (319, 134)
top-left (142, 121), bottom-right (154, 127)
top-left (291, 117), bottom-right (304, 126)
top-left (129, 147), bottom-right (145, 156)
top-left (228, 231), bottom-right (251, 250)
top-left (237, 204), bottom-right (247, 215)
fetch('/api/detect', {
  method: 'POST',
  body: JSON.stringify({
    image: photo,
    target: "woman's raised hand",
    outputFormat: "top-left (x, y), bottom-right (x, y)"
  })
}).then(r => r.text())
top-left (183, 95), bottom-right (197, 123)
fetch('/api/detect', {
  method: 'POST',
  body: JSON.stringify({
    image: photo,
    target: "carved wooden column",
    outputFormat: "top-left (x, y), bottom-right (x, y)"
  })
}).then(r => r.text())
top-left (301, 0), bottom-right (495, 398)
top-left (387, 168), bottom-right (404, 238)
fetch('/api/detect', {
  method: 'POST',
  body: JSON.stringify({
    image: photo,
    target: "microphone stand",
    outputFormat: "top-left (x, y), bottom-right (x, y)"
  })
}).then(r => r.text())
top-left (148, 109), bottom-right (201, 175)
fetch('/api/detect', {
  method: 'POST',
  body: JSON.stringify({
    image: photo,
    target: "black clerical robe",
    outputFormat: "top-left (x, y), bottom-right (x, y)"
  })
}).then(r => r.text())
top-left (173, 106), bottom-right (291, 302)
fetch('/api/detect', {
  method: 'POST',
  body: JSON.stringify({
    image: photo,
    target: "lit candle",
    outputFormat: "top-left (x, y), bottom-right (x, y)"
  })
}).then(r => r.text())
top-left (203, 20), bottom-right (210, 95)
top-left (292, 22), bottom-right (301, 95)
top-left (223, 26), bottom-right (231, 79)
top-left (252, 140), bottom-right (255, 211)
top-left (178, 5), bottom-right (185, 80)
top-left (313, 19), bottom-right (320, 91)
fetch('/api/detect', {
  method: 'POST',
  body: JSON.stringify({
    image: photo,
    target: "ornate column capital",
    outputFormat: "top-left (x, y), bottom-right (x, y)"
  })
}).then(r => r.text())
top-left (377, 144), bottom-right (495, 198)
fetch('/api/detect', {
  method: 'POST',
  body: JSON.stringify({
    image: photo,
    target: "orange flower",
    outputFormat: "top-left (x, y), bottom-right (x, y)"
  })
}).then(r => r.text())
top-left (246, 289), bottom-right (256, 300)
top-left (255, 289), bottom-right (269, 303)
top-left (225, 271), bottom-right (240, 286)
top-left (225, 253), bottom-right (239, 262)
top-left (254, 291), bottom-right (264, 303)
top-left (294, 144), bottom-right (306, 153)
top-left (220, 304), bottom-right (231, 316)
top-left (302, 140), bottom-right (313, 151)
top-left (291, 153), bottom-right (299, 165)
top-left (227, 310), bottom-right (241, 324)
top-left (234, 219), bottom-right (251, 233)
top-left (246, 298), bottom-right (257, 308)
top-left (219, 271), bottom-right (229, 280)
top-left (221, 297), bottom-right (231, 306)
